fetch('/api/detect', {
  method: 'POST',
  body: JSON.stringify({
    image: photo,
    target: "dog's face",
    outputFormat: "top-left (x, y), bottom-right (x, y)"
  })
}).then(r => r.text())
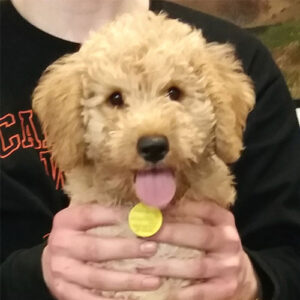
top-left (33, 12), bottom-right (254, 206)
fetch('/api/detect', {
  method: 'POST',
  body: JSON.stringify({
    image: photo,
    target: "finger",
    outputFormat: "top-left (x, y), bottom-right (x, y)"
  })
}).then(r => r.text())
top-left (138, 255), bottom-right (242, 280)
top-left (166, 201), bottom-right (234, 226)
top-left (53, 279), bottom-right (110, 300)
top-left (137, 257), bottom-right (219, 279)
top-left (53, 256), bottom-right (161, 292)
top-left (149, 223), bottom-right (225, 251)
top-left (171, 279), bottom-right (237, 300)
top-left (53, 204), bottom-right (127, 230)
top-left (50, 231), bottom-right (158, 261)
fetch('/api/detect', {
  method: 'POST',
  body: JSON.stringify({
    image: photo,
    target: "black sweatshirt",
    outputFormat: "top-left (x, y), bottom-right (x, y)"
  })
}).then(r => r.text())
top-left (1, 1), bottom-right (300, 299)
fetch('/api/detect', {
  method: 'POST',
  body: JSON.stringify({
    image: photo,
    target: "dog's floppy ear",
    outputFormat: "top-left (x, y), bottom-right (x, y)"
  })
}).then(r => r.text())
top-left (32, 54), bottom-right (85, 171)
top-left (201, 42), bottom-right (255, 163)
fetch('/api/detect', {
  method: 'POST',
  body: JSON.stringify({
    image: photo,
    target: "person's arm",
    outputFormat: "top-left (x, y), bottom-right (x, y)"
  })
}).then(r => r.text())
top-left (1, 244), bottom-right (54, 300)
top-left (1, 167), bottom-right (59, 300)
top-left (0, 155), bottom-right (65, 299)
top-left (232, 40), bottom-right (300, 299)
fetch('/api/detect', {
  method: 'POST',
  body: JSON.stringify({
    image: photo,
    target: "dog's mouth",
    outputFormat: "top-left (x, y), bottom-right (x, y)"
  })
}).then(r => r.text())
top-left (134, 168), bottom-right (176, 209)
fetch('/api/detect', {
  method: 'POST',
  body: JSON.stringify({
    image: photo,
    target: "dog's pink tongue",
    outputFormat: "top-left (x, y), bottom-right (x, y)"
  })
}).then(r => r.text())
top-left (135, 169), bottom-right (176, 208)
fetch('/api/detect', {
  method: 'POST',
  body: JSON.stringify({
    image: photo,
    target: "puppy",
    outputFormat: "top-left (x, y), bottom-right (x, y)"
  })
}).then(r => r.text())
top-left (33, 12), bottom-right (254, 300)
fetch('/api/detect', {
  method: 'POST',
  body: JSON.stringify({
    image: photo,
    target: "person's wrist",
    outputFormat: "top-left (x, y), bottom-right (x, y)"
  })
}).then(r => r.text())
top-left (41, 246), bottom-right (56, 298)
top-left (254, 271), bottom-right (263, 300)
top-left (241, 252), bottom-right (260, 300)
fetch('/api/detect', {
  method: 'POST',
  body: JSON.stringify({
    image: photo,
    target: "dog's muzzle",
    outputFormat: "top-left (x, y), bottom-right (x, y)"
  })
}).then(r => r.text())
top-left (137, 135), bottom-right (169, 163)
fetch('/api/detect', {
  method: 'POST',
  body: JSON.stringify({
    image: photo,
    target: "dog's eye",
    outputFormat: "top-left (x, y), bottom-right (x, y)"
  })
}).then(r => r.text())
top-left (108, 91), bottom-right (124, 107)
top-left (167, 87), bottom-right (182, 101)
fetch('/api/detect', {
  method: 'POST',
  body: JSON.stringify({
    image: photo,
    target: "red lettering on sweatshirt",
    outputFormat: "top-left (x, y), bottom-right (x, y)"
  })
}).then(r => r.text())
top-left (19, 110), bottom-right (42, 149)
top-left (1, 111), bottom-right (64, 190)
top-left (0, 114), bottom-right (21, 158)
top-left (39, 150), bottom-right (65, 190)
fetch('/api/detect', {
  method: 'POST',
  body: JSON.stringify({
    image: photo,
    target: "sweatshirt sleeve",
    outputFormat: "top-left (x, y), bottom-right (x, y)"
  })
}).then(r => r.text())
top-left (1, 243), bottom-right (55, 300)
top-left (232, 40), bottom-right (300, 300)
top-left (0, 168), bottom-right (66, 299)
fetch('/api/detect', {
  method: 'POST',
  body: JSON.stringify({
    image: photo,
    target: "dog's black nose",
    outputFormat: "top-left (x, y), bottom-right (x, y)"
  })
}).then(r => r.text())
top-left (137, 136), bottom-right (169, 163)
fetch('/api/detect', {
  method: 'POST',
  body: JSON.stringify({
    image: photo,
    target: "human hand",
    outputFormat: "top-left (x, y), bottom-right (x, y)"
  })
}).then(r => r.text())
top-left (42, 204), bottom-right (161, 300)
top-left (138, 200), bottom-right (259, 300)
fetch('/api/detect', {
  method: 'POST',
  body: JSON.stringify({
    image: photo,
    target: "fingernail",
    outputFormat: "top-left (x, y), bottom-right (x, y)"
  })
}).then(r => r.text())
top-left (142, 277), bottom-right (160, 289)
top-left (140, 242), bottom-right (157, 254)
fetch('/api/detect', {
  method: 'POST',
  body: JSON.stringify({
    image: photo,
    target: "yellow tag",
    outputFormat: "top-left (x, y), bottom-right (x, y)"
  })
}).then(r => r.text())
top-left (129, 203), bottom-right (163, 237)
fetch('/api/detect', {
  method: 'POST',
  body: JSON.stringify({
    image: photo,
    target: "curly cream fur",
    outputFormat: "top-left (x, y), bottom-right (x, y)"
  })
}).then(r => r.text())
top-left (33, 12), bottom-right (254, 300)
